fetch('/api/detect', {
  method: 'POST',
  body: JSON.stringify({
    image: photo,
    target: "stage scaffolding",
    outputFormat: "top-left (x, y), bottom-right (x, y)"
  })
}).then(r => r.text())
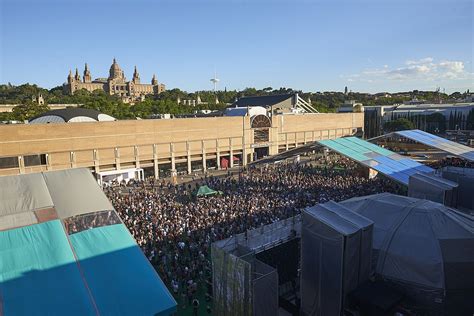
top-left (212, 216), bottom-right (301, 316)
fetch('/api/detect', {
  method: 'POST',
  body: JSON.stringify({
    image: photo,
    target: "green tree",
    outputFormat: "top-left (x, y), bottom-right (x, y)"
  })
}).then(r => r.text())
top-left (12, 102), bottom-right (50, 121)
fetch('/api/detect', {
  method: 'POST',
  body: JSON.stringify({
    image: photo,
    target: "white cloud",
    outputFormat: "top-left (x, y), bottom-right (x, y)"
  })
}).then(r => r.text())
top-left (438, 61), bottom-right (464, 73)
top-left (406, 57), bottom-right (433, 65)
top-left (343, 57), bottom-right (472, 84)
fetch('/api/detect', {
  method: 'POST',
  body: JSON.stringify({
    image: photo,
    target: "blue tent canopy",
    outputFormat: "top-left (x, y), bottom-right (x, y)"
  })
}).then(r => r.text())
top-left (0, 220), bottom-right (97, 315)
top-left (69, 224), bottom-right (177, 316)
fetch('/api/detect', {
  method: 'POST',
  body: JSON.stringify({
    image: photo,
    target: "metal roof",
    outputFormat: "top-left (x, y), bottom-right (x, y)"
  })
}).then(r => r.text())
top-left (232, 93), bottom-right (294, 108)
top-left (29, 108), bottom-right (116, 123)
top-left (394, 129), bottom-right (474, 162)
top-left (317, 137), bottom-right (434, 185)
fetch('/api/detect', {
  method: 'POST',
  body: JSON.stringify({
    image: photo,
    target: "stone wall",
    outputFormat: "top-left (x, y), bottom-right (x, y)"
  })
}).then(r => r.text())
top-left (0, 113), bottom-right (363, 177)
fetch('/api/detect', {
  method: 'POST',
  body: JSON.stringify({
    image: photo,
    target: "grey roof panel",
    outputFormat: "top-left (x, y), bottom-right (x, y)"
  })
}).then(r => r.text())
top-left (29, 108), bottom-right (104, 122)
top-left (396, 130), bottom-right (474, 162)
top-left (317, 137), bottom-right (434, 186)
top-left (232, 93), bottom-right (294, 108)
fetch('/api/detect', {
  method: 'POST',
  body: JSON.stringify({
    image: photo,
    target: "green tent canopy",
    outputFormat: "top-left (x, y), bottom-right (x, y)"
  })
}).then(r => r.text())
top-left (195, 185), bottom-right (221, 197)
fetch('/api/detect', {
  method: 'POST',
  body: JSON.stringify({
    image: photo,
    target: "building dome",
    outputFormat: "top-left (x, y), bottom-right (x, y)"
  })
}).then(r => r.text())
top-left (109, 58), bottom-right (124, 80)
top-left (29, 108), bottom-right (116, 124)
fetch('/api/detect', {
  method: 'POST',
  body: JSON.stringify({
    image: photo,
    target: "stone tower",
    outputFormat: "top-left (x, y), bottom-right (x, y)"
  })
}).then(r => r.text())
top-left (37, 94), bottom-right (45, 105)
top-left (151, 74), bottom-right (158, 85)
top-left (132, 66), bottom-right (140, 84)
top-left (67, 70), bottom-right (74, 84)
top-left (83, 63), bottom-right (91, 83)
top-left (31, 94), bottom-right (45, 105)
top-left (74, 68), bottom-right (81, 82)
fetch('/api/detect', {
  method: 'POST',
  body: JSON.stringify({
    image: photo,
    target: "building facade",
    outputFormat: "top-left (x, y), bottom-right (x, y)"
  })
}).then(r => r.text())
top-left (364, 102), bottom-right (474, 138)
top-left (0, 113), bottom-right (363, 178)
top-left (63, 59), bottom-right (165, 102)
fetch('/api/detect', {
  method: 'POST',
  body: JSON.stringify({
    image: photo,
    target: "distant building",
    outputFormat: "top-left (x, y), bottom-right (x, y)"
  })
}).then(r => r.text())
top-left (31, 94), bottom-right (45, 105)
top-left (0, 103), bottom-right (80, 113)
top-left (63, 59), bottom-right (165, 103)
top-left (230, 93), bottom-right (318, 115)
top-left (224, 106), bottom-right (267, 117)
top-left (364, 102), bottom-right (474, 138)
top-left (338, 100), bottom-right (364, 113)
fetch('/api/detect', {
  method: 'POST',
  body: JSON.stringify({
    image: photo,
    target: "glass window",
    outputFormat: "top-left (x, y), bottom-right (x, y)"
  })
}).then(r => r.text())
top-left (24, 154), bottom-right (46, 167)
top-left (63, 210), bottom-right (122, 235)
top-left (0, 156), bottom-right (19, 169)
top-left (254, 129), bottom-right (270, 143)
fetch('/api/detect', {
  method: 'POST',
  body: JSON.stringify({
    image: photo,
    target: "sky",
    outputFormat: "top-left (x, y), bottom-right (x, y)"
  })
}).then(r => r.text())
top-left (0, 0), bottom-right (473, 94)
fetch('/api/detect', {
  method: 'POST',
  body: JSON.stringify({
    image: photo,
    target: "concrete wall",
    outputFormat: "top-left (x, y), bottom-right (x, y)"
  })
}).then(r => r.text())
top-left (0, 113), bottom-right (363, 177)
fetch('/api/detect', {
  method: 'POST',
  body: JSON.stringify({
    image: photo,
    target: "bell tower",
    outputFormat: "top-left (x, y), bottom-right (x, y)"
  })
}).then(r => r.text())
top-left (74, 68), bottom-right (81, 82)
top-left (132, 66), bottom-right (140, 84)
top-left (151, 74), bottom-right (158, 85)
top-left (83, 63), bottom-right (91, 83)
top-left (67, 70), bottom-right (74, 84)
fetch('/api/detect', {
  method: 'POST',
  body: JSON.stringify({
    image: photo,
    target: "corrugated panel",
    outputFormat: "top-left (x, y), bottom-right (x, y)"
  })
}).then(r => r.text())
top-left (396, 130), bottom-right (474, 162)
top-left (318, 137), bottom-right (434, 185)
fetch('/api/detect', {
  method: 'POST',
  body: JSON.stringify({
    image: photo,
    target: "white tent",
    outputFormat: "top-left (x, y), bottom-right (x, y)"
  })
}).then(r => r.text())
top-left (0, 168), bottom-right (114, 231)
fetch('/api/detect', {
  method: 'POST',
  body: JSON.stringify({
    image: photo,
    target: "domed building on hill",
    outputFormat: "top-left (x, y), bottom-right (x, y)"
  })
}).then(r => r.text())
top-left (29, 108), bottom-right (116, 124)
top-left (63, 58), bottom-right (165, 103)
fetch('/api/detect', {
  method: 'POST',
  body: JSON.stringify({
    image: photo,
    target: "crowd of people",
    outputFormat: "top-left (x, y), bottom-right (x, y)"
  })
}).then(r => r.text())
top-left (103, 155), bottom-right (402, 311)
top-left (428, 157), bottom-right (474, 169)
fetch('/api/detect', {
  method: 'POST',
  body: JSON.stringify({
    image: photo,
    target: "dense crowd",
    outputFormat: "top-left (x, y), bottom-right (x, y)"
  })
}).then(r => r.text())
top-left (428, 157), bottom-right (474, 169)
top-left (103, 156), bottom-right (402, 310)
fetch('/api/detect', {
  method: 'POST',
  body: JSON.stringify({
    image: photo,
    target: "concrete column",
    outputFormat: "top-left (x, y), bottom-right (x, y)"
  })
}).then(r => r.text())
top-left (201, 140), bottom-right (207, 171)
top-left (70, 151), bottom-right (77, 168)
top-left (229, 138), bottom-right (234, 168)
top-left (18, 156), bottom-right (24, 174)
top-left (45, 153), bottom-right (51, 171)
top-left (134, 146), bottom-right (140, 169)
top-left (285, 133), bottom-right (289, 151)
top-left (170, 143), bottom-right (176, 171)
top-left (216, 139), bottom-right (221, 170)
top-left (153, 144), bottom-right (159, 179)
top-left (295, 132), bottom-right (298, 148)
top-left (242, 136), bottom-right (247, 166)
top-left (93, 149), bottom-right (100, 173)
top-left (312, 130), bottom-right (316, 141)
top-left (304, 132), bottom-right (307, 144)
top-left (187, 142), bottom-right (192, 174)
top-left (114, 148), bottom-right (120, 170)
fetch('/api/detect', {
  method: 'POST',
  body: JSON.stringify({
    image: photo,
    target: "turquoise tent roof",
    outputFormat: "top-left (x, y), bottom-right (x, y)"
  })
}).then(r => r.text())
top-left (69, 224), bottom-right (177, 316)
top-left (0, 220), bottom-right (177, 316)
top-left (0, 220), bottom-right (97, 315)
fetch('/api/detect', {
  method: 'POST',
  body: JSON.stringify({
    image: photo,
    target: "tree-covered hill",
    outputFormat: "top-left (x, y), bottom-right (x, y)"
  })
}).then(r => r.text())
top-left (0, 83), bottom-right (470, 121)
